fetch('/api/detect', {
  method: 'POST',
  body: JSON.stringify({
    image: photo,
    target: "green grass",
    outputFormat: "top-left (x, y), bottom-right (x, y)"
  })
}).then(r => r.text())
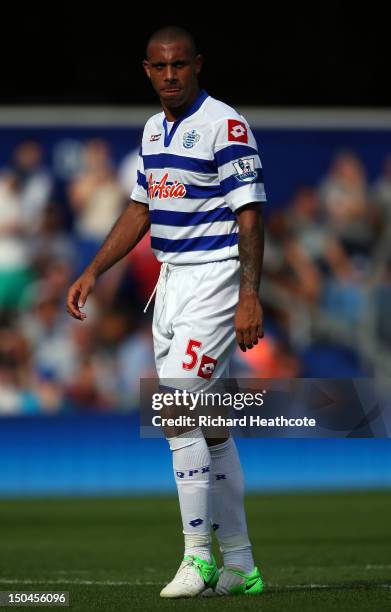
top-left (0, 491), bottom-right (390, 611)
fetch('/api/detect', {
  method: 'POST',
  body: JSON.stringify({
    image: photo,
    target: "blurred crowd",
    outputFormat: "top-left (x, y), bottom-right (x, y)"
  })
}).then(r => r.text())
top-left (0, 139), bottom-right (390, 414)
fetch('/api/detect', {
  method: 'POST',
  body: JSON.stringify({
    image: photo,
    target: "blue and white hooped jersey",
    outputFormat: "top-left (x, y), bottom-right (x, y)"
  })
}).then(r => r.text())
top-left (131, 89), bottom-right (266, 264)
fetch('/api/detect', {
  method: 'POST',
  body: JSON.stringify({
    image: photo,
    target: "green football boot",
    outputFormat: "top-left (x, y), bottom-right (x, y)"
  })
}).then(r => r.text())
top-left (202, 565), bottom-right (263, 596)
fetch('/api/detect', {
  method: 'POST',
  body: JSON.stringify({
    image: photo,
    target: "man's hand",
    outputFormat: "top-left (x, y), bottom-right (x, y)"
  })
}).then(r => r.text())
top-left (66, 271), bottom-right (96, 321)
top-left (235, 293), bottom-right (264, 352)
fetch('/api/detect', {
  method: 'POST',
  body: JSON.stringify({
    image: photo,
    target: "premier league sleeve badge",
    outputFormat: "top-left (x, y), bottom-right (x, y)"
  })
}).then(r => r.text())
top-left (233, 157), bottom-right (258, 182)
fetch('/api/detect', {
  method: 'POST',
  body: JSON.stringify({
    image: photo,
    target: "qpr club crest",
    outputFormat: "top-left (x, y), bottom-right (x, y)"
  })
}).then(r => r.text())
top-left (182, 129), bottom-right (201, 149)
top-left (233, 157), bottom-right (258, 182)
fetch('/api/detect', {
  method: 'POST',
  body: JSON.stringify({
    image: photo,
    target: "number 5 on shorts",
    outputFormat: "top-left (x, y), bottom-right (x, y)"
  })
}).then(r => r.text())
top-left (182, 339), bottom-right (202, 370)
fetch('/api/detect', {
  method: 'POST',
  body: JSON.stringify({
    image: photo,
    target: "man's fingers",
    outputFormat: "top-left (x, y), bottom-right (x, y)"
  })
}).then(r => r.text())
top-left (235, 300), bottom-right (264, 350)
top-left (236, 329), bottom-right (246, 352)
top-left (67, 304), bottom-right (83, 320)
top-left (251, 326), bottom-right (259, 345)
top-left (238, 326), bottom-right (263, 351)
top-left (66, 274), bottom-right (96, 321)
top-left (78, 289), bottom-right (88, 309)
top-left (66, 288), bottom-right (80, 318)
top-left (247, 326), bottom-right (262, 348)
top-left (236, 327), bottom-right (262, 351)
top-left (242, 329), bottom-right (253, 350)
top-left (78, 286), bottom-right (90, 320)
top-left (67, 285), bottom-right (86, 320)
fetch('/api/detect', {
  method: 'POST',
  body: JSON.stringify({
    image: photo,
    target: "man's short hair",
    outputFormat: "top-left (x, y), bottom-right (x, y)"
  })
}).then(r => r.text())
top-left (146, 26), bottom-right (198, 58)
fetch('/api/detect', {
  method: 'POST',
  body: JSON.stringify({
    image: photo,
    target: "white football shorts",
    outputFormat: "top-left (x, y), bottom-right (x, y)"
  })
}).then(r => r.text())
top-left (153, 258), bottom-right (240, 391)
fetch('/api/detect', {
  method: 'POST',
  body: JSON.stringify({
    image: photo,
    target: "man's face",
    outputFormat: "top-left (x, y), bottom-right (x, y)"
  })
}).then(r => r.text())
top-left (143, 39), bottom-right (202, 109)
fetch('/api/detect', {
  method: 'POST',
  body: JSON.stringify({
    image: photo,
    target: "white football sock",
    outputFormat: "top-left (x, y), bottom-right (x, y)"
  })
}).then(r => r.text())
top-left (168, 427), bottom-right (211, 562)
top-left (209, 437), bottom-right (254, 573)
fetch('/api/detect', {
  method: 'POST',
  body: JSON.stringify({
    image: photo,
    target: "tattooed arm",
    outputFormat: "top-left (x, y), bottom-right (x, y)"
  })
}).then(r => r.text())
top-left (235, 204), bottom-right (264, 352)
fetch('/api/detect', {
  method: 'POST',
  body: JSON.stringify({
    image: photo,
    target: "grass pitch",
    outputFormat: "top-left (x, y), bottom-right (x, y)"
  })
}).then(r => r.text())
top-left (0, 491), bottom-right (390, 611)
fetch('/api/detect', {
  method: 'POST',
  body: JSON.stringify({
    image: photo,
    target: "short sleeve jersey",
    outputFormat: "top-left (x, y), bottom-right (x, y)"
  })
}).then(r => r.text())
top-left (131, 89), bottom-right (266, 264)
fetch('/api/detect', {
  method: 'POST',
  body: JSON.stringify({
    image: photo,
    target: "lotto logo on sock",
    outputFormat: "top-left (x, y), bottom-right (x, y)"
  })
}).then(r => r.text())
top-left (197, 355), bottom-right (217, 379)
top-left (189, 518), bottom-right (203, 527)
top-left (215, 473), bottom-right (227, 480)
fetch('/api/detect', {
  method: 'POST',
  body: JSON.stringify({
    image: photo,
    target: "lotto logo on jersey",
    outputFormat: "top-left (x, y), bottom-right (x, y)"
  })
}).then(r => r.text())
top-left (197, 354), bottom-right (218, 379)
top-left (148, 172), bottom-right (187, 199)
top-left (228, 119), bottom-right (248, 143)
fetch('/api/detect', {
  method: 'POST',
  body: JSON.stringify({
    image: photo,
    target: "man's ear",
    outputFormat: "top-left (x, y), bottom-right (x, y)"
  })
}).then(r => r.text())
top-left (143, 59), bottom-right (151, 79)
top-left (195, 54), bottom-right (203, 76)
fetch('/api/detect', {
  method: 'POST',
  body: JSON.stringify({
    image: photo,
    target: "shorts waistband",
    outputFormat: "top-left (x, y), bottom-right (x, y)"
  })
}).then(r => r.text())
top-left (165, 257), bottom-right (239, 272)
